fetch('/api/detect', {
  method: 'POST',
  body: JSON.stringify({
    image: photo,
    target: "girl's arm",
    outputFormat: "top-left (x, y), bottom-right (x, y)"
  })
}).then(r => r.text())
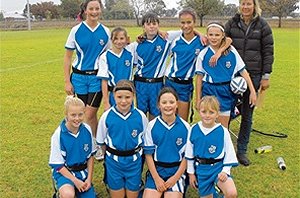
top-left (83, 156), bottom-right (94, 191)
top-left (145, 154), bottom-right (166, 192)
top-left (64, 49), bottom-right (74, 95)
top-left (209, 37), bottom-right (232, 66)
top-left (195, 74), bottom-right (204, 111)
top-left (193, 29), bottom-right (207, 46)
top-left (164, 159), bottom-right (187, 189)
top-left (58, 167), bottom-right (86, 192)
top-left (101, 80), bottom-right (110, 111)
top-left (240, 70), bottom-right (257, 107)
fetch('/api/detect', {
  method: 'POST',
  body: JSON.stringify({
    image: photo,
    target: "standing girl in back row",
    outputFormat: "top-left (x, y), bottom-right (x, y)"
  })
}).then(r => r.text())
top-left (63, 0), bottom-right (110, 140)
top-left (165, 8), bottom-right (232, 122)
top-left (97, 27), bottom-right (134, 111)
top-left (195, 21), bottom-right (256, 128)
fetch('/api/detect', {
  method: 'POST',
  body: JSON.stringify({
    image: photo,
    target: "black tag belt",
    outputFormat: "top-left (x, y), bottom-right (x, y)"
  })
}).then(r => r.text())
top-left (134, 75), bottom-right (164, 83)
top-left (66, 163), bottom-right (87, 171)
top-left (72, 67), bottom-right (98, 75)
top-left (167, 76), bottom-right (193, 84)
top-left (154, 161), bottom-right (181, 168)
top-left (205, 81), bottom-right (230, 86)
top-left (106, 146), bottom-right (141, 156)
top-left (195, 157), bottom-right (222, 165)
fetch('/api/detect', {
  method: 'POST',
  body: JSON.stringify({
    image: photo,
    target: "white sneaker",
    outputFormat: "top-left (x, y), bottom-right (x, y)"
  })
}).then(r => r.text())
top-left (94, 146), bottom-right (104, 161)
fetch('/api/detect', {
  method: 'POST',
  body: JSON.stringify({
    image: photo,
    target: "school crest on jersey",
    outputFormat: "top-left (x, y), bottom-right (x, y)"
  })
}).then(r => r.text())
top-left (156, 45), bottom-right (162, 53)
top-left (131, 130), bottom-right (138, 138)
top-left (176, 138), bottom-right (183, 146)
top-left (208, 145), bottom-right (216, 154)
top-left (225, 61), bottom-right (231, 68)
top-left (84, 144), bottom-right (89, 152)
top-left (195, 48), bottom-right (201, 55)
top-left (99, 39), bottom-right (105, 46)
top-left (125, 60), bottom-right (131, 66)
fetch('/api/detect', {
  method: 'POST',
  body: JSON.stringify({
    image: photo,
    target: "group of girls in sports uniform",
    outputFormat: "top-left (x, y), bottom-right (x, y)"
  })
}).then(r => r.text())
top-left (49, 0), bottom-right (258, 197)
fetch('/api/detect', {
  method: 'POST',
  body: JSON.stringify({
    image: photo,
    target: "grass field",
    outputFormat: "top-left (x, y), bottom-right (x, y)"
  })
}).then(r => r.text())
top-left (0, 27), bottom-right (299, 198)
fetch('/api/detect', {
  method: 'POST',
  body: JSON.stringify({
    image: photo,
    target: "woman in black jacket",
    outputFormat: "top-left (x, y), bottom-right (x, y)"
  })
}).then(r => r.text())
top-left (224, 0), bottom-right (274, 166)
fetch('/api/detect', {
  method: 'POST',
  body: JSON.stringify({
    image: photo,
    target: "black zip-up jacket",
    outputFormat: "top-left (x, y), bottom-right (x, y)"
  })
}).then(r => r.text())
top-left (225, 14), bottom-right (274, 76)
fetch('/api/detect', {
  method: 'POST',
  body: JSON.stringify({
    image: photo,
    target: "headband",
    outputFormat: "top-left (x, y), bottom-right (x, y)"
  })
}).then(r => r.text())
top-left (207, 23), bottom-right (224, 32)
top-left (114, 87), bottom-right (133, 92)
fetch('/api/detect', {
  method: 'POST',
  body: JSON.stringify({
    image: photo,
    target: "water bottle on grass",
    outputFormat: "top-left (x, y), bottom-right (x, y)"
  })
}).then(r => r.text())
top-left (254, 145), bottom-right (272, 154)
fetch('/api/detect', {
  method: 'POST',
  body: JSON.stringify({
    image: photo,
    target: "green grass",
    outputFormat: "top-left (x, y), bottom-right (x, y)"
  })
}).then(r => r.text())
top-left (0, 27), bottom-right (299, 198)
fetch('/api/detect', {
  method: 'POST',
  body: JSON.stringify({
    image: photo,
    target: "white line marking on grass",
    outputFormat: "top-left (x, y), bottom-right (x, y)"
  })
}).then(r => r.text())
top-left (0, 59), bottom-right (61, 73)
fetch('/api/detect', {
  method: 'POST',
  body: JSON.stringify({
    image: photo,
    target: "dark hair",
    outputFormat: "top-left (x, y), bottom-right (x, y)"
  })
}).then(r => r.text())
top-left (111, 26), bottom-right (128, 41)
top-left (78, 0), bottom-right (102, 21)
top-left (141, 12), bottom-right (159, 25)
top-left (157, 87), bottom-right (179, 104)
top-left (179, 7), bottom-right (197, 22)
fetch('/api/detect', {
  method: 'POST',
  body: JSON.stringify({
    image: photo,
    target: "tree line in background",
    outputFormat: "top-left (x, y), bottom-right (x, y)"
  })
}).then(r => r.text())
top-left (0, 0), bottom-right (299, 27)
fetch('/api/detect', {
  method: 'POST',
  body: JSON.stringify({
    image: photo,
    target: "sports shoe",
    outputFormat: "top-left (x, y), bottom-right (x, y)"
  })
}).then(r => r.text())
top-left (237, 153), bottom-right (251, 166)
top-left (94, 146), bottom-right (104, 161)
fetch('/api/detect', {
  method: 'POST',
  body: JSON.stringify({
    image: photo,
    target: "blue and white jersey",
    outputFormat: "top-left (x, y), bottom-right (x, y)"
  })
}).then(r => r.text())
top-left (96, 106), bottom-right (148, 161)
top-left (144, 115), bottom-right (190, 163)
top-left (49, 120), bottom-right (95, 179)
top-left (166, 34), bottom-right (205, 80)
top-left (97, 46), bottom-right (134, 87)
top-left (185, 122), bottom-right (238, 174)
top-left (134, 31), bottom-right (181, 78)
top-left (65, 21), bottom-right (110, 71)
top-left (195, 46), bottom-right (245, 83)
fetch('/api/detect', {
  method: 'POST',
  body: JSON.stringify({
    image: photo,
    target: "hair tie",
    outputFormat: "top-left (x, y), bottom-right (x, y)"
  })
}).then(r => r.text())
top-left (207, 23), bottom-right (224, 32)
top-left (114, 87), bottom-right (133, 92)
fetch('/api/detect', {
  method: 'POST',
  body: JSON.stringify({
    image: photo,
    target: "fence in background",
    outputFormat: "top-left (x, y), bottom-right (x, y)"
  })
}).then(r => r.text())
top-left (0, 17), bottom-right (299, 31)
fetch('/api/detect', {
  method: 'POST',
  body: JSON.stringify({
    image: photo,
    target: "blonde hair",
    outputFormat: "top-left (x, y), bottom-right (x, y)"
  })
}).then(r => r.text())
top-left (239, 0), bottom-right (262, 17)
top-left (64, 95), bottom-right (85, 115)
top-left (199, 96), bottom-right (220, 112)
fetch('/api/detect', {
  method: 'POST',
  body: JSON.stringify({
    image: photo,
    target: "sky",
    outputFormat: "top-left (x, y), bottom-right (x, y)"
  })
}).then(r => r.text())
top-left (0, 0), bottom-right (239, 13)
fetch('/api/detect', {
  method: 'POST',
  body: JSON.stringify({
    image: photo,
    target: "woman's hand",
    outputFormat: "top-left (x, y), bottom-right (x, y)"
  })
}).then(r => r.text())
top-left (260, 79), bottom-right (270, 91)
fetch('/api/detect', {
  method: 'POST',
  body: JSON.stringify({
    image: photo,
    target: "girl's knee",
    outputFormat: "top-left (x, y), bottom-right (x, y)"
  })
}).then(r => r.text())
top-left (224, 188), bottom-right (237, 198)
top-left (59, 189), bottom-right (75, 198)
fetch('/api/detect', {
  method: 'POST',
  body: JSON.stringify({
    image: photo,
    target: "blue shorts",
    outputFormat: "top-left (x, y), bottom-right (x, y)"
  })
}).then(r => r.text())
top-left (195, 161), bottom-right (223, 197)
top-left (71, 73), bottom-right (101, 94)
top-left (53, 172), bottom-right (96, 198)
top-left (134, 81), bottom-right (163, 116)
top-left (202, 82), bottom-right (236, 113)
top-left (105, 155), bottom-right (142, 191)
top-left (145, 165), bottom-right (186, 193)
top-left (164, 79), bottom-right (193, 102)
